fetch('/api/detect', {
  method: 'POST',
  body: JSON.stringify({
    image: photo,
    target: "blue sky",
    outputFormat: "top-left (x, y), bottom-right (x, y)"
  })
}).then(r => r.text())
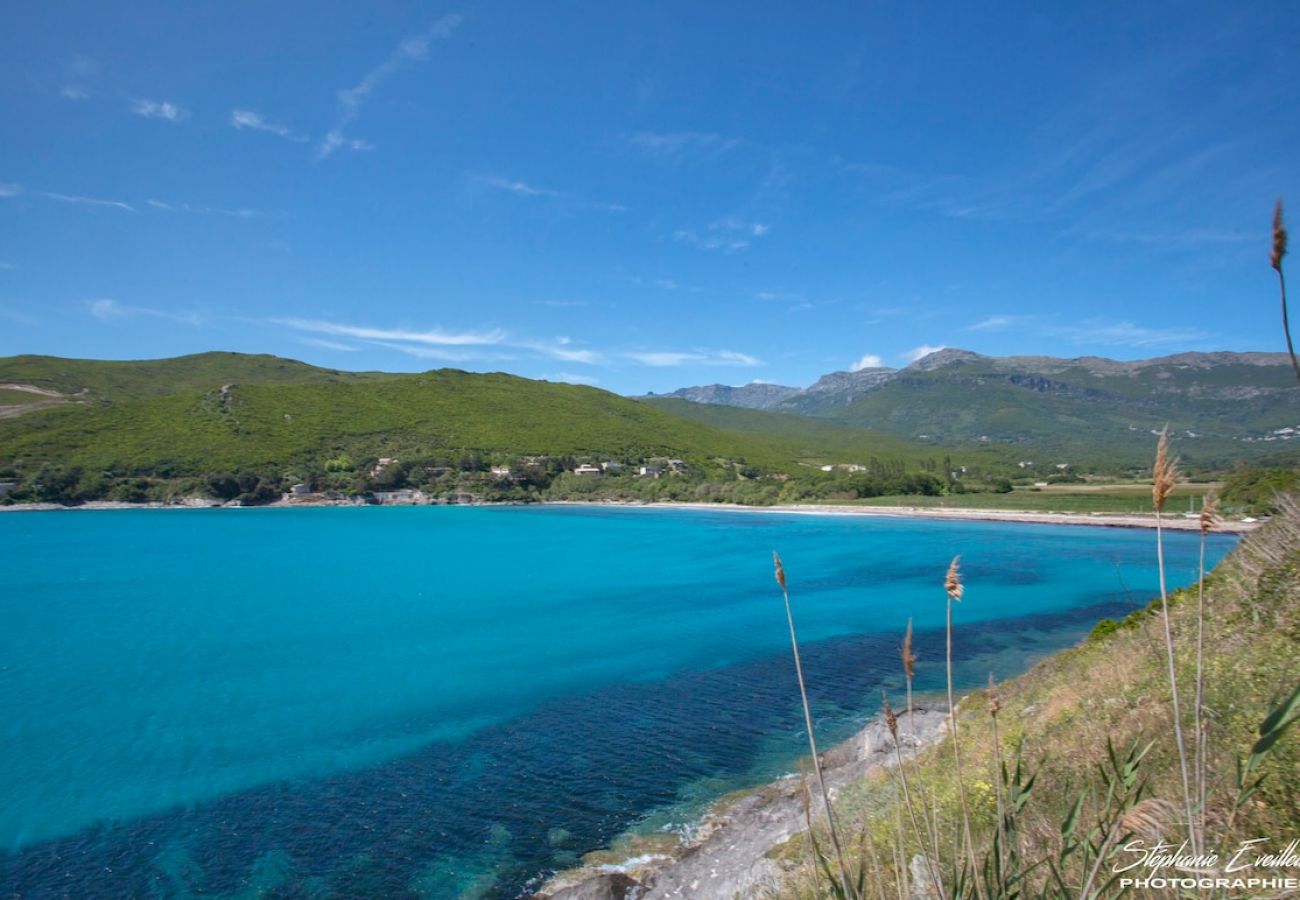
top-left (2, 2), bottom-right (1297, 394)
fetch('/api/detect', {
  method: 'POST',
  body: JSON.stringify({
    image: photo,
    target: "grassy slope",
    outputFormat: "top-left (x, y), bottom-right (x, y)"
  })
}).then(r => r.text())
top-left (0, 353), bottom-right (920, 475)
top-left (777, 497), bottom-right (1300, 897)
top-left (821, 482), bottom-right (1216, 514)
top-left (640, 397), bottom-right (1009, 468)
top-left (0, 351), bottom-right (388, 400)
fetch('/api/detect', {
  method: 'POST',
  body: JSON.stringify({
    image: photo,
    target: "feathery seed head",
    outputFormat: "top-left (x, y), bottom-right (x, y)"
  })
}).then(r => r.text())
top-left (1273, 198), bottom-right (1288, 272)
top-left (945, 556), bottom-right (963, 602)
top-left (773, 551), bottom-right (787, 592)
top-left (882, 692), bottom-right (898, 738)
top-left (1152, 426), bottom-right (1179, 512)
top-left (1120, 798), bottom-right (1177, 842)
top-left (1199, 493), bottom-right (1218, 536)
top-left (901, 618), bottom-right (917, 679)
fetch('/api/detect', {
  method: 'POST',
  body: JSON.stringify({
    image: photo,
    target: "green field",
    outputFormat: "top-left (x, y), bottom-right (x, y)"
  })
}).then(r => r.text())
top-left (823, 482), bottom-right (1220, 514)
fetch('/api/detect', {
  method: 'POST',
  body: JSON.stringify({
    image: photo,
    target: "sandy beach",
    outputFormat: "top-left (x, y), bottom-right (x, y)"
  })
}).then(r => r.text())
top-left (0, 496), bottom-right (1260, 533)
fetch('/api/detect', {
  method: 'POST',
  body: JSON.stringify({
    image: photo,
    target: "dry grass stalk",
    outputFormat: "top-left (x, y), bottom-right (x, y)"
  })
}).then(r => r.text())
top-left (773, 551), bottom-right (855, 899)
top-left (1273, 198), bottom-right (1300, 385)
top-left (1120, 798), bottom-right (1178, 843)
top-left (1152, 426), bottom-right (1178, 513)
top-left (1194, 491), bottom-right (1217, 840)
top-left (941, 556), bottom-right (982, 898)
top-left (1151, 430), bottom-right (1198, 856)
top-left (901, 619), bottom-right (917, 738)
top-left (882, 692), bottom-right (944, 900)
top-left (987, 674), bottom-right (1007, 881)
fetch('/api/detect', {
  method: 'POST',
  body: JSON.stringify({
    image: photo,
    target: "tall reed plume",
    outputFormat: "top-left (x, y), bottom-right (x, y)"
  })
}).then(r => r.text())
top-left (1273, 199), bottom-right (1299, 386)
top-left (773, 551), bottom-right (854, 898)
top-left (1152, 427), bottom-right (1197, 854)
top-left (943, 557), bottom-right (981, 893)
top-left (901, 618), bottom-right (917, 736)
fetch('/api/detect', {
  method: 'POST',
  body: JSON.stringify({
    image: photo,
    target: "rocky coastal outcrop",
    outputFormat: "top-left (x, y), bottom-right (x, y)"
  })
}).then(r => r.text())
top-left (535, 708), bottom-right (949, 900)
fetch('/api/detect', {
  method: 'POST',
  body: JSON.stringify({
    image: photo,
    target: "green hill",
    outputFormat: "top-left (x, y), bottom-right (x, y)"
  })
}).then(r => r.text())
top-left (0, 352), bottom-right (962, 505)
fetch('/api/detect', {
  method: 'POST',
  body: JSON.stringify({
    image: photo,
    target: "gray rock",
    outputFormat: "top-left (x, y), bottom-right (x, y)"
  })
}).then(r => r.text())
top-left (544, 872), bottom-right (643, 900)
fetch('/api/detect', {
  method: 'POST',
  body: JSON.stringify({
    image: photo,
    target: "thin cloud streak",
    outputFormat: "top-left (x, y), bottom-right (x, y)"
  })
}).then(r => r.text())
top-left (274, 317), bottom-right (505, 347)
top-left (231, 109), bottom-right (309, 143)
top-left (628, 131), bottom-right (740, 158)
top-left (87, 298), bottom-right (202, 325)
top-left (1046, 320), bottom-right (1213, 348)
top-left (477, 174), bottom-right (626, 212)
top-left (43, 192), bottom-right (135, 212)
top-left (624, 349), bottom-right (762, 367)
top-left (481, 176), bottom-right (563, 198)
top-left (296, 337), bottom-right (360, 352)
top-left (317, 15), bottom-right (462, 160)
top-left (146, 199), bottom-right (285, 219)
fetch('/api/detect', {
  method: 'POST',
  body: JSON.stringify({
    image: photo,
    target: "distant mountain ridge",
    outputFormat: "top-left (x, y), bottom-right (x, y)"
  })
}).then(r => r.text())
top-left (645, 348), bottom-right (1300, 465)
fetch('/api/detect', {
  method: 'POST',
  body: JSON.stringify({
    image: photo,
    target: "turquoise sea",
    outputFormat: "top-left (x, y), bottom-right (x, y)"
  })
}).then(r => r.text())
top-left (0, 505), bottom-right (1233, 897)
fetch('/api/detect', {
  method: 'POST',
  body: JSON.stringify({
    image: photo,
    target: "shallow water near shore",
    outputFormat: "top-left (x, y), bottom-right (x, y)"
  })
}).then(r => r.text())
top-left (0, 505), bottom-right (1232, 897)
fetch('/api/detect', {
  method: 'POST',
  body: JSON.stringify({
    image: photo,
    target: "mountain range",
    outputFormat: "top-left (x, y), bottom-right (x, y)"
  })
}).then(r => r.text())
top-left (645, 348), bottom-right (1300, 467)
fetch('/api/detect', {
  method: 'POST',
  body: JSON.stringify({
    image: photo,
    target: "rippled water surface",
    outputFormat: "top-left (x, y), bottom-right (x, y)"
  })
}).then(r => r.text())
top-left (0, 505), bottom-right (1233, 897)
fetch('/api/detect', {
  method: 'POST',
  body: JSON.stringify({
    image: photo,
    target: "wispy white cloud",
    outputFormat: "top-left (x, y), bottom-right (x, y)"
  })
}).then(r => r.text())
top-left (518, 339), bottom-right (604, 364)
top-left (1046, 320), bottom-right (1212, 348)
top-left (902, 344), bottom-right (947, 363)
top-left (317, 15), bottom-right (462, 160)
top-left (131, 99), bottom-right (186, 122)
top-left (624, 349), bottom-right (762, 367)
top-left (0, 183), bottom-right (23, 198)
top-left (481, 176), bottom-right (564, 198)
top-left (43, 191), bottom-right (135, 212)
top-left (969, 314), bottom-right (1035, 332)
top-left (57, 55), bottom-right (99, 101)
top-left (476, 174), bottom-right (626, 212)
top-left (672, 229), bottom-right (749, 253)
top-left (850, 354), bottom-right (884, 371)
top-left (146, 198), bottom-right (284, 218)
top-left (531, 299), bottom-right (588, 308)
top-left (274, 317), bottom-right (505, 347)
top-left (87, 298), bottom-right (202, 325)
top-left (674, 217), bottom-right (770, 253)
top-left (628, 131), bottom-right (740, 158)
top-left (231, 109), bottom-right (309, 143)
top-left (297, 337), bottom-right (360, 352)
top-left (368, 341), bottom-right (499, 363)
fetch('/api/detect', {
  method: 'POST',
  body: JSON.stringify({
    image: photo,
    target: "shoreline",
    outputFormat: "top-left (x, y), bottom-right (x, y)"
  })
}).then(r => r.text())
top-left (0, 496), bottom-right (1260, 533)
top-left (533, 707), bottom-right (951, 900)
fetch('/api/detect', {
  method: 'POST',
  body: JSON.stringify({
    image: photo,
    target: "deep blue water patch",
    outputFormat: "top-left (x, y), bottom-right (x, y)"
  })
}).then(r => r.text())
top-left (0, 506), bottom-right (1234, 897)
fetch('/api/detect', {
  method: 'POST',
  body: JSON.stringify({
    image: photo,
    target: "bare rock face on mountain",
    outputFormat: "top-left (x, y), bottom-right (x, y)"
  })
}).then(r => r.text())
top-left (651, 381), bottom-right (802, 410)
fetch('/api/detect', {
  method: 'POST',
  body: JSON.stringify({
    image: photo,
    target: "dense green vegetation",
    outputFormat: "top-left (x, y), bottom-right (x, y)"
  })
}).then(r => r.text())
top-left (1219, 465), bottom-right (1300, 514)
top-left (0, 352), bottom-right (1002, 506)
top-left (4, 352), bottom-right (1294, 512)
